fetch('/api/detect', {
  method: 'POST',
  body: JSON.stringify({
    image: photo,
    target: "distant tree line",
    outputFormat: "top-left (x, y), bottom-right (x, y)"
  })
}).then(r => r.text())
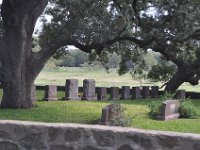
top-left (52, 49), bottom-right (121, 68)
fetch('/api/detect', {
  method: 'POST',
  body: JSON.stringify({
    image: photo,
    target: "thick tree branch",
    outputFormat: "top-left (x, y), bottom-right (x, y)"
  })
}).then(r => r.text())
top-left (31, 0), bottom-right (48, 33)
top-left (164, 69), bottom-right (186, 93)
top-left (187, 74), bottom-right (200, 86)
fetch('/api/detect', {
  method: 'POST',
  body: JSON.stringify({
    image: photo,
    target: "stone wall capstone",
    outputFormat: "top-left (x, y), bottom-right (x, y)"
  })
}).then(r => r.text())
top-left (0, 120), bottom-right (200, 150)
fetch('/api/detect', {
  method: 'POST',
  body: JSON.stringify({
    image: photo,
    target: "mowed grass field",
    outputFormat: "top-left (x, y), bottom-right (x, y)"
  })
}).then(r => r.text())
top-left (0, 67), bottom-right (200, 134)
top-left (35, 67), bottom-right (200, 92)
top-left (0, 98), bottom-right (200, 134)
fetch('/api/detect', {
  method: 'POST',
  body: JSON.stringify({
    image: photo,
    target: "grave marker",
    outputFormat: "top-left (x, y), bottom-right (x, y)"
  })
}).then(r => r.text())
top-left (100, 104), bottom-right (121, 125)
top-left (96, 87), bottom-right (107, 100)
top-left (132, 87), bottom-right (141, 99)
top-left (64, 79), bottom-right (81, 100)
top-left (157, 100), bottom-right (180, 120)
top-left (110, 87), bottom-right (119, 100)
top-left (44, 85), bottom-right (57, 101)
top-left (121, 86), bottom-right (130, 99)
top-left (176, 90), bottom-right (186, 99)
top-left (82, 79), bottom-right (97, 100)
top-left (141, 86), bottom-right (150, 99)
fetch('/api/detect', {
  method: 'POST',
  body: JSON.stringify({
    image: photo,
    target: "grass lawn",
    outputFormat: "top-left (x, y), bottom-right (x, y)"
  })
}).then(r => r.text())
top-left (0, 94), bottom-right (200, 134)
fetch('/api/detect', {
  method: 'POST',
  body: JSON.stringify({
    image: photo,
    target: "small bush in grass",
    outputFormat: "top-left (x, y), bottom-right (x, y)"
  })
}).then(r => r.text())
top-left (179, 99), bottom-right (199, 119)
top-left (109, 101), bottom-right (132, 127)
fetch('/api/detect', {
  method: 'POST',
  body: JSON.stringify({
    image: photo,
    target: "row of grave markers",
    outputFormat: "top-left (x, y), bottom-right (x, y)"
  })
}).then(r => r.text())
top-left (31, 79), bottom-right (186, 102)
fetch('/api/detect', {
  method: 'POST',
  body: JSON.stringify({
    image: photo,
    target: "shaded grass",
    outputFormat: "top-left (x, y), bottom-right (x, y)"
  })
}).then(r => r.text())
top-left (0, 98), bottom-right (200, 133)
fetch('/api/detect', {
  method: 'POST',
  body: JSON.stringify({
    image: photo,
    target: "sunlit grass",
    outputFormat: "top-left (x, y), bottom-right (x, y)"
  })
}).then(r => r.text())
top-left (0, 99), bottom-right (200, 133)
top-left (35, 67), bottom-right (200, 92)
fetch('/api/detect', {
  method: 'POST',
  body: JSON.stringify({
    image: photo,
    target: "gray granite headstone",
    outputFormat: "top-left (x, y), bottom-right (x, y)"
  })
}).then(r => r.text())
top-left (44, 85), bottom-right (57, 101)
top-left (175, 90), bottom-right (186, 99)
top-left (82, 79), bottom-right (97, 100)
top-left (31, 85), bottom-right (37, 102)
top-left (110, 87), bottom-right (119, 100)
top-left (151, 86), bottom-right (159, 98)
top-left (96, 87), bottom-right (107, 100)
top-left (121, 86), bottom-right (130, 99)
top-left (101, 104), bottom-right (112, 125)
top-left (64, 79), bottom-right (81, 100)
top-left (132, 87), bottom-right (141, 99)
top-left (101, 104), bottom-right (120, 125)
top-left (141, 86), bottom-right (150, 99)
top-left (157, 100), bottom-right (180, 120)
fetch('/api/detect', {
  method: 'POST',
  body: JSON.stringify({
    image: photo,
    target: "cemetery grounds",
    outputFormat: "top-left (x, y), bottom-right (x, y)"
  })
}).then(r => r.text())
top-left (0, 67), bottom-right (200, 133)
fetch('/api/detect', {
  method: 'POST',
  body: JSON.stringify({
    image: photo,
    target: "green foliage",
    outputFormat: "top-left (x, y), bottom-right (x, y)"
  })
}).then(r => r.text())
top-left (109, 101), bottom-right (132, 127)
top-left (108, 53), bottom-right (121, 68)
top-left (179, 99), bottom-right (199, 119)
top-left (39, 0), bottom-right (200, 93)
top-left (57, 49), bottom-right (89, 67)
top-left (147, 62), bottom-right (176, 83)
top-left (60, 55), bottom-right (75, 67)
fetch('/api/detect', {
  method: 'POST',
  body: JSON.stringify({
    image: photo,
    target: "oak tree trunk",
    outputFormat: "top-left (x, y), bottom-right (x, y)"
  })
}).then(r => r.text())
top-left (164, 75), bottom-right (184, 94)
top-left (0, 0), bottom-right (48, 108)
top-left (164, 68), bottom-right (190, 93)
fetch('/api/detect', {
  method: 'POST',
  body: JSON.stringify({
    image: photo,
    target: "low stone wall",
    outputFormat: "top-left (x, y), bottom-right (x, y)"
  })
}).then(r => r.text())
top-left (0, 120), bottom-right (200, 150)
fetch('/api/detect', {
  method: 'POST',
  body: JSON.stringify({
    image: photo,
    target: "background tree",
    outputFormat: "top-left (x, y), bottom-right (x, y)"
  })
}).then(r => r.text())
top-left (147, 61), bottom-right (176, 83)
top-left (108, 0), bottom-right (200, 93)
top-left (141, 0), bottom-right (200, 92)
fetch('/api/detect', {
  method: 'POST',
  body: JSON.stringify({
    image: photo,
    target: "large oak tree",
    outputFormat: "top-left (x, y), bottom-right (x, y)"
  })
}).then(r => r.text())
top-left (110, 0), bottom-right (200, 93)
top-left (0, 0), bottom-right (136, 108)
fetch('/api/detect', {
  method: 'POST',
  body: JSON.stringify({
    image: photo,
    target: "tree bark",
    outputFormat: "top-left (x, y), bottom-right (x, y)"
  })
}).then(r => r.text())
top-left (0, 0), bottom-right (48, 108)
top-left (164, 68), bottom-right (190, 93)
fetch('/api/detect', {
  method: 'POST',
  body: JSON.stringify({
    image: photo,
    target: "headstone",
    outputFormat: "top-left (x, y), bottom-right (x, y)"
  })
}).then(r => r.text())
top-left (31, 85), bottom-right (37, 102)
top-left (121, 86), bottom-right (130, 99)
top-left (100, 104), bottom-right (120, 125)
top-left (157, 100), bottom-right (180, 120)
top-left (96, 87), bottom-right (107, 100)
top-left (110, 87), bottom-right (119, 100)
top-left (151, 86), bottom-right (159, 98)
top-left (64, 79), bottom-right (81, 100)
top-left (44, 85), bottom-right (57, 101)
top-left (175, 90), bottom-right (186, 99)
top-left (132, 87), bottom-right (141, 99)
top-left (101, 105), bottom-right (112, 125)
top-left (141, 86), bottom-right (150, 99)
top-left (82, 79), bottom-right (97, 100)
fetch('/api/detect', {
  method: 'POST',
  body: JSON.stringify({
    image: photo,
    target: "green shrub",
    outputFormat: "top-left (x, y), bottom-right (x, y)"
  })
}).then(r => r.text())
top-left (109, 101), bottom-right (132, 127)
top-left (179, 99), bottom-right (199, 119)
top-left (148, 100), bottom-right (163, 117)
